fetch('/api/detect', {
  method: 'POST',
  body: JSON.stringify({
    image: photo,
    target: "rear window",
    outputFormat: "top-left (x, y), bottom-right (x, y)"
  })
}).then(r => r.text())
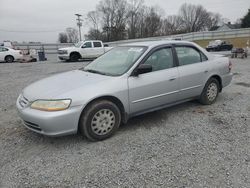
top-left (93, 42), bottom-right (102, 48)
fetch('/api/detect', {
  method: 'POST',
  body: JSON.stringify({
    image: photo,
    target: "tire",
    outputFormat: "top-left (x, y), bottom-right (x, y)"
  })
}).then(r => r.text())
top-left (79, 100), bottom-right (121, 141)
top-left (199, 78), bottom-right (220, 105)
top-left (69, 53), bottom-right (80, 62)
top-left (5, 55), bottom-right (14, 63)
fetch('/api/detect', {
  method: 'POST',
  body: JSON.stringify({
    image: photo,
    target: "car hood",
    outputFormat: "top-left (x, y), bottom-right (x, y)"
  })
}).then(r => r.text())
top-left (22, 70), bottom-right (111, 101)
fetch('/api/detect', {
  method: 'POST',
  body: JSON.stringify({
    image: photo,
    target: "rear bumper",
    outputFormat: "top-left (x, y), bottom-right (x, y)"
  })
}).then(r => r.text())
top-left (221, 73), bottom-right (233, 88)
top-left (58, 55), bottom-right (70, 61)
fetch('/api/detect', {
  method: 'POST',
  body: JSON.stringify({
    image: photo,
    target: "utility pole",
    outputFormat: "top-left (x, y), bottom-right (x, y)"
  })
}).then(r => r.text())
top-left (75, 14), bottom-right (83, 41)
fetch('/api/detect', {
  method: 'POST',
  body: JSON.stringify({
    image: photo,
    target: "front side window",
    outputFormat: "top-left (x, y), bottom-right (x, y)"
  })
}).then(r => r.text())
top-left (0, 47), bottom-right (8, 52)
top-left (175, 46), bottom-right (202, 66)
top-left (93, 42), bottom-right (102, 47)
top-left (83, 42), bottom-right (92, 48)
top-left (143, 48), bottom-right (174, 72)
top-left (83, 46), bottom-right (147, 76)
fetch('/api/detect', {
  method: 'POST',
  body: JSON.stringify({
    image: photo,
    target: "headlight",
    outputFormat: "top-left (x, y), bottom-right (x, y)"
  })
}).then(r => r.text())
top-left (58, 50), bottom-right (68, 54)
top-left (31, 99), bottom-right (71, 111)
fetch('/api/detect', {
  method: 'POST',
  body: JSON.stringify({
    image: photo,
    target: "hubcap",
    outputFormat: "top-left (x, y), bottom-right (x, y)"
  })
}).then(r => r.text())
top-left (91, 109), bottom-right (115, 136)
top-left (207, 83), bottom-right (218, 101)
top-left (7, 57), bottom-right (13, 62)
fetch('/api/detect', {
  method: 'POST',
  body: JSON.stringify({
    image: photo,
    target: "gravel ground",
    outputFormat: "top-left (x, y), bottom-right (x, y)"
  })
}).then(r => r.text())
top-left (0, 58), bottom-right (249, 187)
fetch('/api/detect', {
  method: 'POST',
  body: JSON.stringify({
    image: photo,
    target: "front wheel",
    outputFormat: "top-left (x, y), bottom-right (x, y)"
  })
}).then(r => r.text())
top-left (79, 100), bottom-right (121, 141)
top-left (5, 55), bottom-right (14, 63)
top-left (69, 53), bottom-right (80, 62)
top-left (199, 78), bottom-right (219, 105)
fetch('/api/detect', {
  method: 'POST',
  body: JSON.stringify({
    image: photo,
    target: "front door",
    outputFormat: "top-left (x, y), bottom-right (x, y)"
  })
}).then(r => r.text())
top-left (80, 42), bottom-right (94, 58)
top-left (128, 47), bottom-right (179, 115)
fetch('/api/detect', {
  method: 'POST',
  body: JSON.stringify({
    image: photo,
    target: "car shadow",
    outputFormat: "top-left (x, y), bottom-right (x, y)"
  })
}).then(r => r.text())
top-left (120, 100), bottom-right (200, 132)
top-left (18, 99), bottom-right (215, 145)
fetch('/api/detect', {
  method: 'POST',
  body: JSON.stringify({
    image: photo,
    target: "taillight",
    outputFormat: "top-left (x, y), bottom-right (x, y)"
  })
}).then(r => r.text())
top-left (228, 60), bottom-right (232, 72)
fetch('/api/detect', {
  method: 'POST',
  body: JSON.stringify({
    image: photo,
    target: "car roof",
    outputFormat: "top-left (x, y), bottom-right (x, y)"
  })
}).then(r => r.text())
top-left (120, 40), bottom-right (195, 48)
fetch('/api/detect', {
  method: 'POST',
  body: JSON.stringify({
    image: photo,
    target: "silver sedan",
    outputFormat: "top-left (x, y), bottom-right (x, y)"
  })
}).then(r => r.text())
top-left (16, 41), bottom-right (233, 141)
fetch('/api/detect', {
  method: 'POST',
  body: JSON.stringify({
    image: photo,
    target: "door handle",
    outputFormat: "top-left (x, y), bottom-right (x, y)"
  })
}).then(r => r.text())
top-left (169, 77), bottom-right (177, 81)
top-left (204, 70), bottom-right (209, 73)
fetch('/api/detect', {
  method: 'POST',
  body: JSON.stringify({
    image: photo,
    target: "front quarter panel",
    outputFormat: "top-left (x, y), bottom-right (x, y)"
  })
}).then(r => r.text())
top-left (57, 76), bottom-right (129, 115)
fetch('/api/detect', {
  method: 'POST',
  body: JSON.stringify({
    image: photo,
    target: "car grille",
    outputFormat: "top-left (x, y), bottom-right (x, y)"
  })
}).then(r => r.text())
top-left (24, 121), bottom-right (42, 131)
top-left (19, 95), bottom-right (30, 108)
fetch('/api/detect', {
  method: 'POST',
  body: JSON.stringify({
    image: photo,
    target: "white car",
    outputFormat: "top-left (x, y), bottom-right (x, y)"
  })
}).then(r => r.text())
top-left (58, 40), bottom-right (112, 62)
top-left (0, 46), bottom-right (23, 63)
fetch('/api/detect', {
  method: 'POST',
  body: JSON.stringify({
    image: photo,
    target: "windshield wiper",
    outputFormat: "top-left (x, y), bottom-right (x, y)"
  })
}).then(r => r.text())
top-left (84, 69), bottom-right (108, 76)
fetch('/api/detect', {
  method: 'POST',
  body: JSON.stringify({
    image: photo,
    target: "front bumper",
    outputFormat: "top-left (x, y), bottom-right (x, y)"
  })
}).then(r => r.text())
top-left (58, 55), bottom-right (70, 61)
top-left (16, 96), bottom-right (83, 136)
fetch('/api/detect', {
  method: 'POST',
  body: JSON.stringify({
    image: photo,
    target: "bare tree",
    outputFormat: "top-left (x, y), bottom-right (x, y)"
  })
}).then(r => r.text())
top-left (126, 0), bottom-right (144, 39)
top-left (161, 15), bottom-right (183, 35)
top-left (66, 27), bottom-right (79, 43)
top-left (98, 0), bottom-right (128, 41)
top-left (85, 28), bottom-right (105, 40)
top-left (142, 7), bottom-right (162, 37)
top-left (87, 11), bottom-right (101, 31)
top-left (179, 3), bottom-right (210, 32)
top-left (206, 13), bottom-right (222, 30)
top-left (58, 32), bottom-right (68, 43)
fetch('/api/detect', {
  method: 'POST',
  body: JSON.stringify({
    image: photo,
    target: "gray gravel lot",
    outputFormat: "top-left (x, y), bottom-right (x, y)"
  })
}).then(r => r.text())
top-left (0, 58), bottom-right (249, 187)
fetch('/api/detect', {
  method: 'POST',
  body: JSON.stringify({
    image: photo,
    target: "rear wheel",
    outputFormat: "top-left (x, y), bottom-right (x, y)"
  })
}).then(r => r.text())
top-left (5, 55), bottom-right (14, 63)
top-left (199, 78), bottom-right (219, 105)
top-left (79, 100), bottom-right (121, 141)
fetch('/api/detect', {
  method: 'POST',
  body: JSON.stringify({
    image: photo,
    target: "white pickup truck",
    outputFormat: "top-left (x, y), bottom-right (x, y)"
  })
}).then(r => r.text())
top-left (58, 40), bottom-right (112, 61)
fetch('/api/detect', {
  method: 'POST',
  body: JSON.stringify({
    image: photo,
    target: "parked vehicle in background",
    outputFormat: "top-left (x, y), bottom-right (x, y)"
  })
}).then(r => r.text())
top-left (0, 47), bottom-right (23, 63)
top-left (58, 40), bottom-right (112, 62)
top-left (231, 48), bottom-right (248, 59)
top-left (17, 41), bottom-right (232, 141)
top-left (206, 40), bottom-right (233, 52)
top-left (0, 41), bottom-right (13, 48)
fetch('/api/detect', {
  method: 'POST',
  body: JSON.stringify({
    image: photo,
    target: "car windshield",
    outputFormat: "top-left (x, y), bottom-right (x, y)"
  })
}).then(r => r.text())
top-left (74, 42), bottom-right (83, 48)
top-left (83, 46), bottom-right (147, 76)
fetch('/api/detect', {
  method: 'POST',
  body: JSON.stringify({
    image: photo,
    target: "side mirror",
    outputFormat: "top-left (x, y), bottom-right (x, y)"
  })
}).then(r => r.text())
top-left (82, 45), bottom-right (87, 48)
top-left (133, 64), bottom-right (152, 76)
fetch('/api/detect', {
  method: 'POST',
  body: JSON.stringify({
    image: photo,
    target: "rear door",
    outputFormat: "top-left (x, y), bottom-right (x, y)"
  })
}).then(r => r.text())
top-left (128, 46), bottom-right (179, 115)
top-left (174, 45), bottom-right (210, 100)
top-left (93, 42), bottom-right (104, 57)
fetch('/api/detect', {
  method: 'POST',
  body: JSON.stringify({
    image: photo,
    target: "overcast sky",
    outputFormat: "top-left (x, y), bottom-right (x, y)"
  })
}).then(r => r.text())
top-left (0, 0), bottom-right (249, 43)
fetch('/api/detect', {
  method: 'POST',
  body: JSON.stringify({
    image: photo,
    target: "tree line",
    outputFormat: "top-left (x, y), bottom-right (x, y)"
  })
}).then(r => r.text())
top-left (85, 0), bottom-right (222, 42)
top-left (58, 0), bottom-right (250, 43)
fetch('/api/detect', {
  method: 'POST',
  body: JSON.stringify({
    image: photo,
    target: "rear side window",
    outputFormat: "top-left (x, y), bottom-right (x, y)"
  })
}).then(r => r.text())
top-left (175, 46), bottom-right (204, 66)
top-left (93, 42), bottom-right (102, 47)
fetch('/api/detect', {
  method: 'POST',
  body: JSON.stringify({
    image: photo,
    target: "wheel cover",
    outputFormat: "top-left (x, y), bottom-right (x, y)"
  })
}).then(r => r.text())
top-left (207, 82), bottom-right (218, 102)
top-left (6, 56), bottom-right (13, 62)
top-left (91, 109), bottom-right (115, 136)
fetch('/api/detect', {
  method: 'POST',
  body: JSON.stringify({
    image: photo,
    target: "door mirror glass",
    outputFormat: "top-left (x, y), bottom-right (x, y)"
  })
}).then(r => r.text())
top-left (134, 64), bottom-right (152, 76)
